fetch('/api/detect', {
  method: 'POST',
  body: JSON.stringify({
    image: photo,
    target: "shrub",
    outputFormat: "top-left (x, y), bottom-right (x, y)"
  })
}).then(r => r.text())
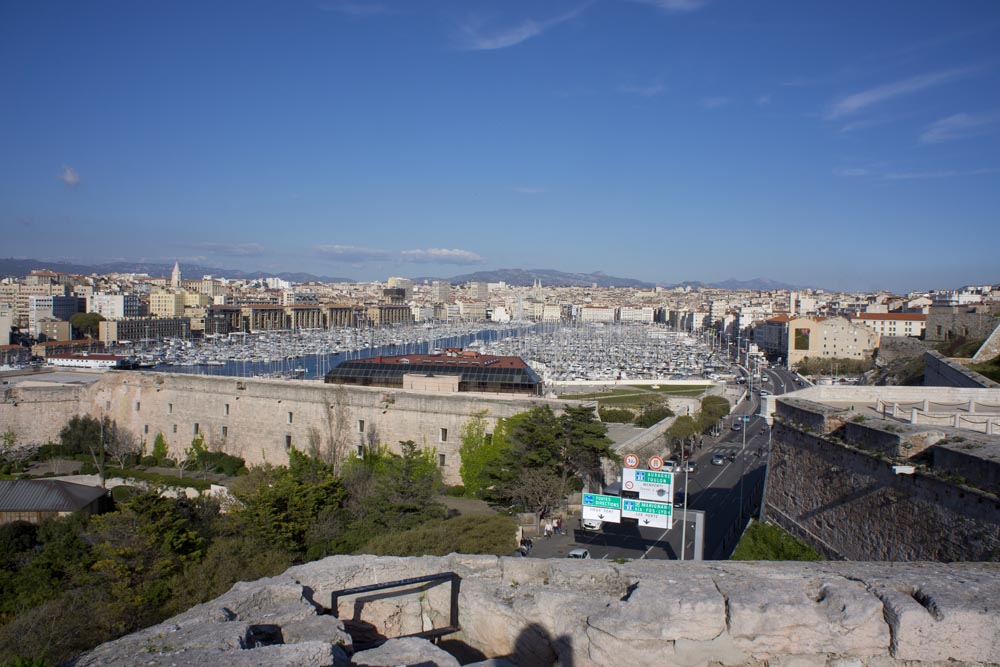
top-left (140, 456), bottom-right (158, 467)
top-left (636, 406), bottom-right (674, 428)
top-left (731, 520), bottom-right (823, 561)
top-left (598, 407), bottom-right (635, 423)
top-left (359, 514), bottom-right (517, 557)
top-left (442, 484), bottom-right (466, 497)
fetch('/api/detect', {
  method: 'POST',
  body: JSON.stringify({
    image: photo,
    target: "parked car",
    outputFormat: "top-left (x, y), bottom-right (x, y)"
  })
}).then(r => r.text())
top-left (682, 461), bottom-right (696, 473)
top-left (711, 454), bottom-right (726, 466)
top-left (663, 459), bottom-right (678, 472)
top-left (567, 548), bottom-right (591, 559)
top-left (732, 422), bottom-right (742, 431)
top-left (582, 519), bottom-right (603, 531)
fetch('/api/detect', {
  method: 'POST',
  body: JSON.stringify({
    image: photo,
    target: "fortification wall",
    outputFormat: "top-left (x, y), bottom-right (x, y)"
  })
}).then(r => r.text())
top-left (77, 372), bottom-right (567, 483)
top-left (924, 350), bottom-right (999, 388)
top-left (73, 554), bottom-right (1000, 667)
top-left (763, 420), bottom-right (1000, 561)
top-left (0, 380), bottom-right (86, 445)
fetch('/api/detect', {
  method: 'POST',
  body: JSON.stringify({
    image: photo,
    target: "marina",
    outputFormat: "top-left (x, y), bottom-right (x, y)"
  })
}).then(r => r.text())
top-left (109, 321), bottom-right (727, 385)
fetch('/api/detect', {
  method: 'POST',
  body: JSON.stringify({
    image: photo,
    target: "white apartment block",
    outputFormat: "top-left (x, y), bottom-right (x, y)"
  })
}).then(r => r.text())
top-left (410, 304), bottom-right (436, 322)
top-left (580, 306), bottom-right (616, 323)
top-left (542, 305), bottom-right (563, 322)
top-left (28, 295), bottom-right (80, 336)
top-left (619, 306), bottom-right (655, 323)
top-left (458, 301), bottom-right (488, 320)
top-left (851, 313), bottom-right (926, 339)
top-left (88, 293), bottom-right (142, 320)
top-left (786, 316), bottom-right (879, 368)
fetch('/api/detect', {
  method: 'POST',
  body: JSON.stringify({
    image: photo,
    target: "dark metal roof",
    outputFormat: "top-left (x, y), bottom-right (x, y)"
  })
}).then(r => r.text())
top-left (0, 479), bottom-right (108, 512)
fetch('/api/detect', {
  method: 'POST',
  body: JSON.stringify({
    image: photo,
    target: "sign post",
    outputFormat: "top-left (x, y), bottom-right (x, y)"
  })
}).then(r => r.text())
top-left (622, 468), bottom-right (673, 502)
top-left (621, 498), bottom-right (673, 529)
top-left (582, 493), bottom-right (622, 524)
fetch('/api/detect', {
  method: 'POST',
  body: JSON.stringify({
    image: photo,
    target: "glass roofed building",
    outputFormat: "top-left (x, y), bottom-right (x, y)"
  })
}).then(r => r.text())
top-left (324, 349), bottom-right (543, 395)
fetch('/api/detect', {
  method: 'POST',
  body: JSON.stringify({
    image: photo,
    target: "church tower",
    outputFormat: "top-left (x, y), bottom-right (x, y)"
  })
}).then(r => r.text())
top-left (171, 261), bottom-right (182, 289)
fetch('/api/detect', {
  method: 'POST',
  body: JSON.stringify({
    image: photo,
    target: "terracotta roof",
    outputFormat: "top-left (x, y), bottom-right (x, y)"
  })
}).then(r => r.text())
top-left (852, 313), bottom-right (926, 321)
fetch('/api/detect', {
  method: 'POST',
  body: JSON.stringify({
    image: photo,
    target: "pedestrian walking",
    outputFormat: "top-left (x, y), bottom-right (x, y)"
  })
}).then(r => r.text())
top-left (555, 517), bottom-right (563, 535)
top-left (544, 520), bottom-right (553, 538)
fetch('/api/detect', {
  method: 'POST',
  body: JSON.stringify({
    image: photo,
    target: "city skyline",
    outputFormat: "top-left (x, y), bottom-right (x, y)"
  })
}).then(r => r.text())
top-left (2, 1), bottom-right (1000, 293)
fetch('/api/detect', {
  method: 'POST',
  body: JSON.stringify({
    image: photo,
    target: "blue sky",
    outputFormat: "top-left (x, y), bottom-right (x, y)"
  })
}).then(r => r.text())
top-left (2, 0), bottom-right (999, 293)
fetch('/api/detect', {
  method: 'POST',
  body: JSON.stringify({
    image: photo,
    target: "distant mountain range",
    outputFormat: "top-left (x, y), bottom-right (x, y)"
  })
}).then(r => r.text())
top-left (0, 258), bottom-right (354, 284)
top-left (0, 258), bottom-right (808, 291)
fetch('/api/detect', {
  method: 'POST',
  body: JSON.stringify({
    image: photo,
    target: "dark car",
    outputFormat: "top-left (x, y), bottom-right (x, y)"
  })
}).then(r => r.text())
top-left (732, 422), bottom-right (742, 431)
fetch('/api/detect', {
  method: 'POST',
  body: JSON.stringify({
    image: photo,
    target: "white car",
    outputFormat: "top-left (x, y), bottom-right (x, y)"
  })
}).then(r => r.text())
top-left (663, 459), bottom-right (678, 472)
top-left (581, 519), bottom-right (603, 531)
top-left (567, 548), bottom-right (591, 559)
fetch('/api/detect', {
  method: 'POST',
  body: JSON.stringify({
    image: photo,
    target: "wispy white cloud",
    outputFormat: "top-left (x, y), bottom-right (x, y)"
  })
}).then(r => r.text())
top-left (619, 81), bottom-right (666, 97)
top-left (401, 248), bottom-right (484, 264)
top-left (512, 186), bottom-right (546, 194)
top-left (755, 94), bottom-right (771, 107)
top-left (188, 242), bottom-right (265, 257)
top-left (458, 3), bottom-right (591, 51)
top-left (826, 68), bottom-right (972, 119)
top-left (883, 167), bottom-right (1000, 181)
top-left (700, 96), bottom-right (730, 109)
top-left (316, 0), bottom-right (389, 17)
top-left (58, 165), bottom-right (80, 187)
top-left (919, 112), bottom-right (1000, 144)
top-left (627, 0), bottom-right (710, 13)
top-left (315, 245), bottom-right (392, 262)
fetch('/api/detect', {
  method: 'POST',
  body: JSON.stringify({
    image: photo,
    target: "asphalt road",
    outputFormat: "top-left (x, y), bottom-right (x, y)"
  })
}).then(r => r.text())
top-left (532, 363), bottom-right (800, 562)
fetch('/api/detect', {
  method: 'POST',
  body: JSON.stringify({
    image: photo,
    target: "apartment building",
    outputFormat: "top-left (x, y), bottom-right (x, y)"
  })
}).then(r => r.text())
top-left (851, 313), bottom-right (926, 339)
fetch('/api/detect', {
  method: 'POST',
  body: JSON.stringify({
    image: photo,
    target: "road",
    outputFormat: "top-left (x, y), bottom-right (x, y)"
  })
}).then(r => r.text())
top-left (533, 363), bottom-right (802, 561)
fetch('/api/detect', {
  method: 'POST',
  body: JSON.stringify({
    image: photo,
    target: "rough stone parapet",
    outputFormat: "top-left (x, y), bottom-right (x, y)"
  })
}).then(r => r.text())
top-left (924, 351), bottom-right (999, 389)
top-left (71, 554), bottom-right (1000, 667)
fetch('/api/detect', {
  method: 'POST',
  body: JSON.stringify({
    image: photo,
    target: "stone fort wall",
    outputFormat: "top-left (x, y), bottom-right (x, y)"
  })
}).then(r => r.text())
top-left (2, 372), bottom-right (568, 483)
top-left (73, 554), bottom-right (1000, 667)
top-left (764, 411), bottom-right (1000, 561)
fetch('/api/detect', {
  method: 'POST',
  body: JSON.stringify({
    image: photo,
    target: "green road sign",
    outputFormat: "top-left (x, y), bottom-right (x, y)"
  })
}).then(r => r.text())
top-left (582, 493), bottom-right (621, 509)
top-left (622, 500), bottom-right (673, 515)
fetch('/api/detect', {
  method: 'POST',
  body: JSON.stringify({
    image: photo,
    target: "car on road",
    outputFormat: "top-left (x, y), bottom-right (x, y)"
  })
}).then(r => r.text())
top-left (682, 461), bottom-right (697, 473)
top-left (581, 519), bottom-right (603, 531)
top-left (567, 548), bottom-right (591, 559)
top-left (711, 454), bottom-right (726, 465)
top-left (732, 422), bottom-right (742, 431)
top-left (759, 390), bottom-right (770, 397)
top-left (663, 459), bottom-right (678, 472)
top-left (673, 491), bottom-right (686, 508)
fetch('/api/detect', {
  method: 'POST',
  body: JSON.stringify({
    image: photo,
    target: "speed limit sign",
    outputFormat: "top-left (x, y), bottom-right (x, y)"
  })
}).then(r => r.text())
top-left (623, 453), bottom-right (639, 469)
top-left (648, 456), bottom-right (664, 471)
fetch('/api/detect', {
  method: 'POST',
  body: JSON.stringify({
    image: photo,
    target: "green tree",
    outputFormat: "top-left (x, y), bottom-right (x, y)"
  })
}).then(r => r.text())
top-left (459, 412), bottom-right (511, 498)
top-left (666, 415), bottom-right (699, 455)
top-left (68, 312), bottom-right (105, 339)
top-left (151, 433), bottom-right (168, 465)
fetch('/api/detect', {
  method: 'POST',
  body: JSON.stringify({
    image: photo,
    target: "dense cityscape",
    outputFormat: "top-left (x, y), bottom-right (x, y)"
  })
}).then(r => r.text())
top-left (3, 0), bottom-right (1000, 665)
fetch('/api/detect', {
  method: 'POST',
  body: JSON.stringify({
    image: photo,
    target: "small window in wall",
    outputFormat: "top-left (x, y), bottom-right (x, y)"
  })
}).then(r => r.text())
top-left (222, 426), bottom-right (228, 438)
top-left (285, 435), bottom-right (292, 450)
top-left (440, 427), bottom-right (448, 442)
top-left (172, 424), bottom-right (177, 433)
top-left (144, 424), bottom-right (149, 434)
top-left (105, 400), bottom-right (111, 410)
top-left (224, 403), bottom-right (230, 416)
top-left (168, 403), bottom-right (173, 415)
top-left (287, 411), bottom-right (293, 424)
top-left (356, 445), bottom-right (364, 456)
top-left (358, 419), bottom-right (365, 433)
top-left (485, 432), bottom-right (493, 444)
top-left (134, 401), bottom-right (141, 412)
top-left (438, 453), bottom-right (446, 467)
top-left (194, 423), bottom-right (200, 435)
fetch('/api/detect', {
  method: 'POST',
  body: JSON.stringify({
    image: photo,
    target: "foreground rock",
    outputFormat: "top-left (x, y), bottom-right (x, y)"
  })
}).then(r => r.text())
top-left (69, 555), bottom-right (1000, 667)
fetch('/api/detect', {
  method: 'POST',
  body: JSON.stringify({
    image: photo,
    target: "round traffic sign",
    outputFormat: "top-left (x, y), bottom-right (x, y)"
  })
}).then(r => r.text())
top-left (624, 453), bottom-right (639, 469)
top-left (648, 456), bottom-right (664, 471)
